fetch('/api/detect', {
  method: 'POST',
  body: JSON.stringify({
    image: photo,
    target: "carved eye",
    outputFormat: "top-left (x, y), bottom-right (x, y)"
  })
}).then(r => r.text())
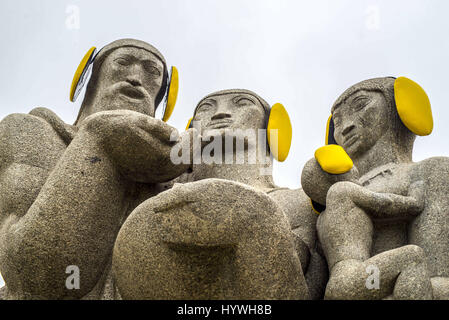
top-left (115, 58), bottom-right (130, 66)
top-left (143, 63), bottom-right (161, 77)
top-left (147, 66), bottom-right (161, 76)
top-left (196, 103), bottom-right (213, 113)
top-left (236, 97), bottom-right (254, 107)
top-left (353, 97), bottom-right (370, 111)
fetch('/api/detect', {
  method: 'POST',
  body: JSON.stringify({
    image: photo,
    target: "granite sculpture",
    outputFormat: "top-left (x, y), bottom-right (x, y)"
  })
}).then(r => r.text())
top-left (113, 89), bottom-right (327, 299)
top-left (0, 39), bottom-right (192, 299)
top-left (0, 40), bottom-right (326, 300)
top-left (1, 38), bottom-right (447, 301)
top-left (301, 77), bottom-right (449, 300)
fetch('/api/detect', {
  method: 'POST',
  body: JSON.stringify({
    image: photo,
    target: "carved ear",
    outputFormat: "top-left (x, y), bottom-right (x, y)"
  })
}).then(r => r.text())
top-left (70, 47), bottom-right (97, 102)
top-left (394, 77), bottom-right (433, 136)
top-left (314, 144), bottom-right (353, 174)
top-left (185, 117), bottom-right (193, 130)
top-left (267, 103), bottom-right (292, 162)
top-left (162, 66), bottom-right (179, 122)
top-left (325, 114), bottom-right (338, 145)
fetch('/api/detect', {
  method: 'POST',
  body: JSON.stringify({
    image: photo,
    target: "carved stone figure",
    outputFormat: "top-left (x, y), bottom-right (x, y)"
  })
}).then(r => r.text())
top-left (0, 40), bottom-right (325, 300)
top-left (302, 77), bottom-right (449, 299)
top-left (0, 39), bottom-right (192, 299)
top-left (113, 89), bottom-right (327, 299)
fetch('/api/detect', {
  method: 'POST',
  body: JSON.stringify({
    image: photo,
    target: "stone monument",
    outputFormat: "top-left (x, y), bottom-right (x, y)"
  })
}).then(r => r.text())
top-left (113, 89), bottom-right (327, 299)
top-left (0, 40), bottom-right (326, 300)
top-left (0, 39), bottom-right (192, 299)
top-left (301, 77), bottom-right (449, 299)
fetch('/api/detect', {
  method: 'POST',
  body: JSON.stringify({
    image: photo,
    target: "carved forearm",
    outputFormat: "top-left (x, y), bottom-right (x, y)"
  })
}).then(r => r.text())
top-left (1, 131), bottom-right (129, 299)
top-left (352, 181), bottom-right (425, 220)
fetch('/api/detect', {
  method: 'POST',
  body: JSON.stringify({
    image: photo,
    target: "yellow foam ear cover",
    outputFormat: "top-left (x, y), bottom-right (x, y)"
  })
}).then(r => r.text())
top-left (267, 103), bottom-right (292, 162)
top-left (162, 66), bottom-right (179, 122)
top-left (70, 47), bottom-right (97, 102)
top-left (185, 117), bottom-right (193, 130)
top-left (394, 77), bottom-right (433, 136)
top-left (315, 144), bottom-right (353, 174)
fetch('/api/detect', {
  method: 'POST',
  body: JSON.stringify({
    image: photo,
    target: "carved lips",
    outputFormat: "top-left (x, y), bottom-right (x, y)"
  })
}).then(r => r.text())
top-left (206, 119), bottom-right (233, 129)
top-left (117, 82), bottom-right (148, 101)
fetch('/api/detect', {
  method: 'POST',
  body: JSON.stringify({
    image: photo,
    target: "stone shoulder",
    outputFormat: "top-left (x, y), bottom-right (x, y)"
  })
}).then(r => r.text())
top-left (0, 110), bottom-right (68, 171)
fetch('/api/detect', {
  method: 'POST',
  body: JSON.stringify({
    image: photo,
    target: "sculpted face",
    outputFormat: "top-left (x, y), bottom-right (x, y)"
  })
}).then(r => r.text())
top-left (193, 92), bottom-right (267, 136)
top-left (332, 90), bottom-right (390, 158)
top-left (94, 47), bottom-right (164, 116)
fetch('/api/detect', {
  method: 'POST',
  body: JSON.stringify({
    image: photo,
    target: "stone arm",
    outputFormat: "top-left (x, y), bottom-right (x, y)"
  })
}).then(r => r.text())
top-left (0, 118), bottom-right (129, 299)
top-left (345, 180), bottom-right (425, 221)
top-left (268, 188), bottom-right (328, 300)
top-left (301, 157), bottom-right (359, 206)
top-left (0, 110), bottom-right (191, 299)
top-left (302, 157), bottom-right (424, 221)
top-left (113, 179), bottom-right (310, 299)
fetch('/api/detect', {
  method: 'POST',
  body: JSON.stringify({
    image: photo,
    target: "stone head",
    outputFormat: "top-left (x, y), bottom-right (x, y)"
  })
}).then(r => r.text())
top-left (192, 89), bottom-right (270, 136)
top-left (331, 77), bottom-right (416, 159)
top-left (75, 39), bottom-right (168, 125)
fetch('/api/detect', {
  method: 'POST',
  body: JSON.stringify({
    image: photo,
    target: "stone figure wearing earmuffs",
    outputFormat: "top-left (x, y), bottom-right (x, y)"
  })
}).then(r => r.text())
top-left (301, 77), bottom-right (449, 300)
top-left (113, 89), bottom-right (327, 299)
top-left (0, 39), bottom-right (194, 299)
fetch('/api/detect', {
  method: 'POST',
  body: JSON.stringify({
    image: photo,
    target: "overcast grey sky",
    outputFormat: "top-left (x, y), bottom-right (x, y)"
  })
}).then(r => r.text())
top-left (1, 0), bottom-right (449, 289)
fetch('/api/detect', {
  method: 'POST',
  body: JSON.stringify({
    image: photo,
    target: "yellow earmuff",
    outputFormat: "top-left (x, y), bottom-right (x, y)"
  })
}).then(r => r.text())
top-left (315, 144), bottom-right (353, 175)
top-left (185, 117), bottom-right (193, 131)
top-left (314, 114), bottom-right (354, 175)
top-left (70, 46), bottom-right (97, 103)
top-left (161, 66), bottom-right (179, 122)
top-left (267, 103), bottom-right (292, 162)
top-left (69, 47), bottom-right (179, 122)
top-left (185, 102), bottom-right (292, 162)
top-left (394, 77), bottom-right (433, 136)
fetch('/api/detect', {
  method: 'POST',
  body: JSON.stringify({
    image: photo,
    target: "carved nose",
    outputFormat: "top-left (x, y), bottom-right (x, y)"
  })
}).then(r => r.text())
top-left (211, 109), bottom-right (232, 120)
top-left (211, 112), bottom-right (231, 120)
top-left (342, 124), bottom-right (356, 136)
top-left (126, 77), bottom-right (142, 87)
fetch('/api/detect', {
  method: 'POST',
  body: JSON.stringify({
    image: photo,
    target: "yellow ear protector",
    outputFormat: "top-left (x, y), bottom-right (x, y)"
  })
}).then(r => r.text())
top-left (394, 77), bottom-right (433, 136)
top-left (185, 102), bottom-right (292, 162)
top-left (69, 46), bottom-right (179, 122)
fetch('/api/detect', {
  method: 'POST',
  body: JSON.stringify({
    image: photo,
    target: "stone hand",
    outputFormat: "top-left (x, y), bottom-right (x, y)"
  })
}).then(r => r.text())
top-left (79, 110), bottom-right (193, 183)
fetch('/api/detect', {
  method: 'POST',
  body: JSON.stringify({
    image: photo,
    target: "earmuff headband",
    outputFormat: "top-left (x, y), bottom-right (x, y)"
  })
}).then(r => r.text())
top-left (70, 47), bottom-right (97, 102)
